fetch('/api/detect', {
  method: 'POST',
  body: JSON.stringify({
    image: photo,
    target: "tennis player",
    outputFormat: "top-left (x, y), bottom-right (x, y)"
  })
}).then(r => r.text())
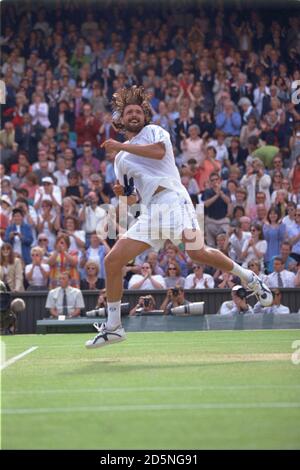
top-left (86, 86), bottom-right (272, 348)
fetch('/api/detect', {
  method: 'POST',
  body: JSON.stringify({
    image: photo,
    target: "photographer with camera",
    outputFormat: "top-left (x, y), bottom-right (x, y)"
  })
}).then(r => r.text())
top-left (95, 289), bottom-right (108, 309)
top-left (85, 288), bottom-right (108, 318)
top-left (79, 191), bottom-right (107, 245)
top-left (219, 285), bottom-right (254, 315)
top-left (129, 295), bottom-right (156, 316)
top-left (160, 287), bottom-right (190, 315)
top-left (86, 289), bottom-right (130, 318)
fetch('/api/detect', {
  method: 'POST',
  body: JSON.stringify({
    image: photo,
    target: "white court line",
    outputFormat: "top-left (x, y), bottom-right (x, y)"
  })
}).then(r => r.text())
top-left (2, 384), bottom-right (300, 395)
top-left (2, 402), bottom-right (300, 415)
top-left (0, 346), bottom-right (38, 371)
top-left (5, 338), bottom-right (292, 351)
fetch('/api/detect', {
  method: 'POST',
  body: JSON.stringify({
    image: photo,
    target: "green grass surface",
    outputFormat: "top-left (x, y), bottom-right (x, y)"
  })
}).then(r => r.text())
top-left (1, 330), bottom-right (300, 449)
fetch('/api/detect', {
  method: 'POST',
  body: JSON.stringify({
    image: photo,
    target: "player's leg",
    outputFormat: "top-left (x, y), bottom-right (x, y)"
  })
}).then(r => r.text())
top-left (85, 237), bottom-right (150, 349)
top-left (105, 236), bottom-right (150, 304)
top-left (183, 228), bottom-right (272, 306)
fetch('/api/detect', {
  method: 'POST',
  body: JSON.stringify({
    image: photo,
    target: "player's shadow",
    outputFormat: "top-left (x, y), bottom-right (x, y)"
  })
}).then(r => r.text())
top-left (66, 359), bottom-right (261, 376)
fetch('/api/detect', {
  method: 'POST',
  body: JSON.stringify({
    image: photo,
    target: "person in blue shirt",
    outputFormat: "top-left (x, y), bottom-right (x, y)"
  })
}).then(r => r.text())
top-left (216, 100), bottom-right (242, 136)
top-left (268, 241), bottom-right (296, 273)
top-left (5, 208), bottom-right (33, 265)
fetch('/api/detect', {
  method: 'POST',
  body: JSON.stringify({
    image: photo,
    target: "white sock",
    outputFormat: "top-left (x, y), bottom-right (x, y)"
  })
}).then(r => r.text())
top-left (106, 301), bottom-right (121, 330)
top-left (230, 262), bottom-right (254, 284)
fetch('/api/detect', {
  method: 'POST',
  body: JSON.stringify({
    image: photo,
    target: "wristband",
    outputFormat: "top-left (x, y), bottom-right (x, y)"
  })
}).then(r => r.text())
top-left (123, 174), bottom-right (135, 196)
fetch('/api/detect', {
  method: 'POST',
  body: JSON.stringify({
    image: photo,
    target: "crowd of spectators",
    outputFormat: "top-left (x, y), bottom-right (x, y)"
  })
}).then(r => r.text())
top-left (1, 0), bottom-right (300, 299)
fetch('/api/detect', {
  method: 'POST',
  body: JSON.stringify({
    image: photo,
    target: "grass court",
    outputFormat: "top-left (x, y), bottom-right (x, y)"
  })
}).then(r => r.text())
top-left (1, 329), bottom-right (300, 449)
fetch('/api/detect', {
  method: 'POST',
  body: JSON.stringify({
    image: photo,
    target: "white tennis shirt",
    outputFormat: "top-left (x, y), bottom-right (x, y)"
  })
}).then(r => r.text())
top-left (114, 124), bottom-right (190, 206)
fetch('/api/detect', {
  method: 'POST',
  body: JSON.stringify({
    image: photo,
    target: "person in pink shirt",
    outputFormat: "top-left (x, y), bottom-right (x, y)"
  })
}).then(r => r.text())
top-left (195, 146), bottom-right (221, 191)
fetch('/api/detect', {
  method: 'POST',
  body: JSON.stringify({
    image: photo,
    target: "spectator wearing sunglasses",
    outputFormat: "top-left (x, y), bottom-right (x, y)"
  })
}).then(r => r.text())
top-left (36, 232), bottom-right (52, 260)
top-left (164, 261), bottom-right (185, 288)
top-left (247, 259), bottom-right (267, 282)
top-left (184, 264), bottom-right (215, 289)
top-left (80, 260), bottom-right (105, 290)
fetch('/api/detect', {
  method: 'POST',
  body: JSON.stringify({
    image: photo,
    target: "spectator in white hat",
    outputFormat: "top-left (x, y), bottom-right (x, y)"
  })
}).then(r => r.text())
top-left (33, 176), bottom-right (62, 209)
top-left (0, 194), bottom-right (13, 220)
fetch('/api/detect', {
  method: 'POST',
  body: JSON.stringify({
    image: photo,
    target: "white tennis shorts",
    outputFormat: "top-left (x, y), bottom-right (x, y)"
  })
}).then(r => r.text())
top-left (122, 188), bottom-right (204, 251)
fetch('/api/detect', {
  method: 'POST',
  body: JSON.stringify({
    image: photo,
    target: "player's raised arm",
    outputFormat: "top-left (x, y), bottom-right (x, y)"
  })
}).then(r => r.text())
top-left (101, 139), bottom-right (165, 160)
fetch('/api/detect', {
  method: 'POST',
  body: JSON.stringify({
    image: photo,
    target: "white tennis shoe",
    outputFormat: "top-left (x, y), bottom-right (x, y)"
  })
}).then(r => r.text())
top-left (247, 274), bottom-right (273, 307)
top-left (85, 322), bottom-right (126, 349)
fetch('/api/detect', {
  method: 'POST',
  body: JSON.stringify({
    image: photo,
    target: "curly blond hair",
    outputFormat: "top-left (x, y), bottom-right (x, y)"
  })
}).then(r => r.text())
top-left (111, 86), bottom-right (152, 132)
